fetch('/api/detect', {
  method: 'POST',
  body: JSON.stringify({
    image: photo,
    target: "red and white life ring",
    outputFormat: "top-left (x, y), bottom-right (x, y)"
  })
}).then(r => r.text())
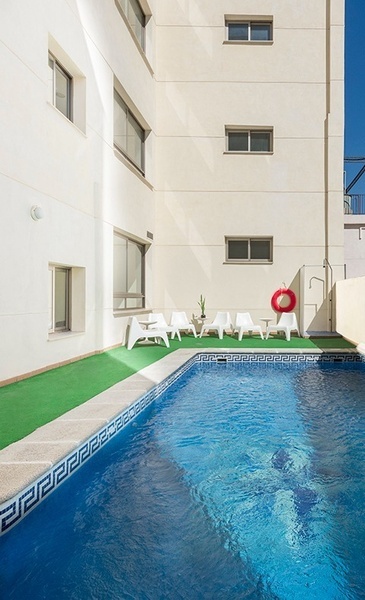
top-left (271, 288), bottom-right (297, 313)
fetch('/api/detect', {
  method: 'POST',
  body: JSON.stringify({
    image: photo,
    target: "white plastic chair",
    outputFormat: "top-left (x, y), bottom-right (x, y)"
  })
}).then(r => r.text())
top-left (147, 313), bottom-right (181, 341)
top-left (199, 312), bottom-right (232, 339)
top-left (265, 312), bottom-right (300, 341)
top-left (127, 316), bottom-right (170, 350)
top-left (233, 312), bottom-right (264, 341)
top-left (170, 311), bottom-right (197, 339)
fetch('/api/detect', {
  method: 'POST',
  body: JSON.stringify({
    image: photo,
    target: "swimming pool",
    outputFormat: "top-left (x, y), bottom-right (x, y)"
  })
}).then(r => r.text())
top-left (1, 353), bottom-right (365, 599)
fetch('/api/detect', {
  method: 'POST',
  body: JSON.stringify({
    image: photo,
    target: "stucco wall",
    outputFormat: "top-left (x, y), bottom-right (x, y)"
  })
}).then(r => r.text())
top-left (335, 277), bottom-right (365, 345)
top-left (344, 216), bottom-right (365, 278)
top-left (0, 0), bottom-right (156, 382)
top-left (0, 0), bottom-right (345, 383)
top-left (154, 0), bottom-right (345, 329)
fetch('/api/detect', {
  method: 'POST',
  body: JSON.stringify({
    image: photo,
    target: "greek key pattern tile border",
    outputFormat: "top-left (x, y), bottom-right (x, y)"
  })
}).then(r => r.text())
top-left (195, 352), bottom-right (363, 364)
top-left (0, 358), bottom-right (196, 535)
top-left (0, 351), bottom-right (361, 535)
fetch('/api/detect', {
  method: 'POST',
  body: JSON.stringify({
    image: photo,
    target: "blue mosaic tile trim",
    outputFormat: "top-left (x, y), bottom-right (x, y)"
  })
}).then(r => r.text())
top-left (0, 359), bottom-right (197, 536)
top-left (0, 351), bottom-right (361, 535)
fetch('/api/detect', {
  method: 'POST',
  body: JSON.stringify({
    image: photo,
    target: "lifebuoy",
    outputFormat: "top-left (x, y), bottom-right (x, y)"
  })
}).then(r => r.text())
top-left (271, 288), bottom-right (296, 313)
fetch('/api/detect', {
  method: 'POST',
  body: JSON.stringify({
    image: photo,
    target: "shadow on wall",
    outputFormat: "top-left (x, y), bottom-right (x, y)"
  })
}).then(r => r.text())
top-left (299, 264), bottom-right (344, 334)
top-left (272, 270), bottom-right (333, 335)
top-left (335, 276), bottom-right (365, 345)
top-left (269, 272), bottom-right (301, 330)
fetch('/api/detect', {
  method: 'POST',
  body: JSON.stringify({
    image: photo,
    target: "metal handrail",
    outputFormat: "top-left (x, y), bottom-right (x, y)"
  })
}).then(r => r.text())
top-left (344, 194), bottom-right (365, 215)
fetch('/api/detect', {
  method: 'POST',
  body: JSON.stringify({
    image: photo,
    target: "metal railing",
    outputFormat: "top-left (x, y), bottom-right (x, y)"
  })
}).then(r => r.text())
top-left (344, 194), bottom-right (365, 214)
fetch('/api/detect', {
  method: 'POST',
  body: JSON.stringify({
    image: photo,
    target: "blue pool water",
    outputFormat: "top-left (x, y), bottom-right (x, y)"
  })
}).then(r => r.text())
top-left (1, 359), bottom-right (365, 599)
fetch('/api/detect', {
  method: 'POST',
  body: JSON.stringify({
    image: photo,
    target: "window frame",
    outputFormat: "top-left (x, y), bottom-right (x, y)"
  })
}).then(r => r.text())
top-left (225, 18), bottom-right (273, 43)
top-left (115, 0), bottom-right (146, 51)
top-left (225, 237), bottom-right (273, 264)
top-left (48, 265), bottom-right (71, 332)
top-left (113, 89), bottom-right (146, 174)
top-left (48, 53), bottom-right (72, 121)
top-left (225, 128), bottom-right (273, 154)
top-left (48, 263), bottom-right (86, 336)
top-left (113, 231), bottom-right (146, 312)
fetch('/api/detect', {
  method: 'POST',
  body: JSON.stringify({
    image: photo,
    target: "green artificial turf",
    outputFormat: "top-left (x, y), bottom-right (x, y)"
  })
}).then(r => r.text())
top-left (0, 334), bottom-right (355, 450)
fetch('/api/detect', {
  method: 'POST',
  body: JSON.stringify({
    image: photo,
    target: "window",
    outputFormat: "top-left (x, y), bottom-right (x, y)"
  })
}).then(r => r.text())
top-left (114, 90), bottom-right (145, 173)
top-left (48, 264), bottom-right (86, 334)
top-left (226, 129), bottom-right (273, 153)
top-left (226, 20), bottom-right (272, 42)
top-left (48, 38), bottom-right (86, 132)
top-left (225, 237), bottom-right (273, 263)
top-left (48, 266), bottom-right (70, 331)
top-left (48, 53), bottom-right (72, 120)
top-left (113, 232), bottom-right (145, 310)
top-left (116, 0), bottom-right (145, 50)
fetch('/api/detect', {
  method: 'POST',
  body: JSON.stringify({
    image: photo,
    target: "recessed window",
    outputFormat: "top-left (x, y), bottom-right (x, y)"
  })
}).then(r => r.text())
top-left (48, 266), bottom-right (70, 331)
top-left (226, 129), bottom-right (273, 153)
top-left (226, 20), bottom-right (272, 42)
top-left (225, 237), bottom-right (273, 263)
top-left (48, 53), bottom-right (72, 120)
top-left (48, 264), bottom-right (86, 334)
top-left (114, 90), bottom-right (145, 173)
top-left (116, 0), bottom-right (145, 50)
top-left (113, 232), bottom-right (146, 310)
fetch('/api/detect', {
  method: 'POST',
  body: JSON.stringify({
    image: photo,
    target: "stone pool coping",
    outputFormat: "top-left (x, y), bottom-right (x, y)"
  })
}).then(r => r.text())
top-left (0, 347), bottom-right (360, 533)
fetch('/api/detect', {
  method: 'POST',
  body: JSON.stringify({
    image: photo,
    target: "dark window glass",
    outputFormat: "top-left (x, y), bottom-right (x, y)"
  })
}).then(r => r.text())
top-left (114, 90), bottom-right (145, 172)
top-left (113, 232), bottom-right (145, 310)
top-left (226, 238), bottom-right (272, 262)
top-left (54, 268), bottom-right (70, 330)
top-left (250, 131), bottom-right (271, 152)
top-left (251, 23), bottom-right (272, 41)
top-left (251, 240), bottom-right (271, 260)
top-left (228, 240), bottom-right (249, 260)
top-left (228, 23), bottom-right (249, 41)
top-left (117, 0), bottom-right (145, 49)
top-left (48, 54), bottom-right (72, 121)
top-left (227, 130), bottom-right (271, 153)
top-left (228, 132), bottom-right (248, 152)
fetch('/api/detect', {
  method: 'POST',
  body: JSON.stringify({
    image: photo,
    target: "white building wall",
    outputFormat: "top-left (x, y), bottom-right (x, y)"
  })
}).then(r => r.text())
top-left (344, 217), bottom-right (365, 279)
top-left (0, 0), bottom-right (344, 383)
top-left (153, 0), bottom-right (344, 332)
top-left (0, 0), bottom-right (156, 382)
top-left (336, 276), bottom-right (365, 346)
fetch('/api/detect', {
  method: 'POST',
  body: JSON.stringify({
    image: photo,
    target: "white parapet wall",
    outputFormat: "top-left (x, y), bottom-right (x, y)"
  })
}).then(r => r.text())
top-left (335, 276), bottom-right (365, 347)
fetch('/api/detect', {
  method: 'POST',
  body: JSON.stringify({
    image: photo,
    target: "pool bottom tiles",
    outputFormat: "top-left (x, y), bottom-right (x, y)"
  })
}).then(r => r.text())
top-left (1, 352), bottom-right (364, 599)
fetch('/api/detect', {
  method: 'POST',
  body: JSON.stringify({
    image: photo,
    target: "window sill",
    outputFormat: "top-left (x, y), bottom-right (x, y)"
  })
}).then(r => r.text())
top-left (223, 261), bottom-right (273, 265)
top-left (113, 309), bottom-right (150, 318)
top-left (48, 331), bottom-right (85, 341)
top-left (223, 40), bottom-right (273, 46)
top-left (115, 2), bottom-right (154, 76)
top-left (113, 147), bottom-right (153, 190)
top-left (223, 151), bottom-right (273, 155)
top-left (47, 102), bottom-right (87, 136)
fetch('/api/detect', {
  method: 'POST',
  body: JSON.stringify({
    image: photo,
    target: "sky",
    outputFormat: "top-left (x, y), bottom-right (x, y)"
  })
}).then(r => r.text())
top-left (344, 0), bottom-right (365, 193)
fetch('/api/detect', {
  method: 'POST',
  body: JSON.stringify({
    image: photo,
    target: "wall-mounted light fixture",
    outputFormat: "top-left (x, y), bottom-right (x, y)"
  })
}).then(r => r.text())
top-left (30, 205), bottom-right (44, 221)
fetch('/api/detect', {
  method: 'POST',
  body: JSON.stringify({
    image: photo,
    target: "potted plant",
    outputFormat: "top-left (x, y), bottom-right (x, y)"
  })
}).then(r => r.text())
top-left (198, 294), bottom-right (206, 318)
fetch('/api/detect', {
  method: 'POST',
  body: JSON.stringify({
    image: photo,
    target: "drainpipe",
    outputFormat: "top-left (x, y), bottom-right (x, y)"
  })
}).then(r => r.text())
top-left (324, 0), bottom-right (331, 332)
top-left (323, 258), bottom-right (333, 332)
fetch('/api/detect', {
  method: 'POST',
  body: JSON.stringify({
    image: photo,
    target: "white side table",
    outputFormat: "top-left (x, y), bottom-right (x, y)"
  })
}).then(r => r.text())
top-left (260, 317), bottom-right (274, 335)
top-left (138, 320), bottom-right (158, 342)
top-left (197, 317), bottom-right (208, 335)
top-left (138, 320), bottom-right (158, 329)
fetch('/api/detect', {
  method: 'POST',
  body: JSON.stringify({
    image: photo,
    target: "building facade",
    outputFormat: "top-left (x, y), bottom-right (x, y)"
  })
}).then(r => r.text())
top-left (0, 0), bottom-right (344, 383)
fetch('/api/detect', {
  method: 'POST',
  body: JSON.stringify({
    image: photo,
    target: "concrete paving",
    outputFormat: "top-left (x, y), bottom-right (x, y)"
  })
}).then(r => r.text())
top-left (0, 349), bottom-right (197, 504)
